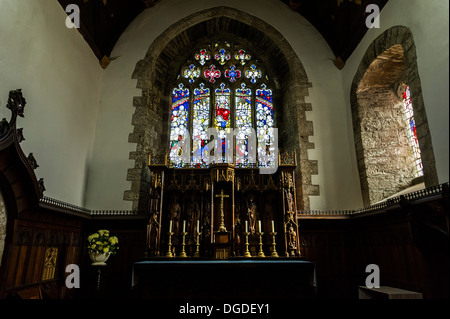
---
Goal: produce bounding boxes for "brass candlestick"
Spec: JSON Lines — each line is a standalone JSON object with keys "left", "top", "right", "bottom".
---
{"left": 193, "top": 231, "right": 202, "bottom": 257}
{"left": 270, "top": 231, "right": 279, "bottom": 257}
{"left": 165, "top": 232, "right": 174, "bottom": 258}
{"left": 257, "top": 231, "right": 265, "bottom": 257}
{"left": 243, "top": 231, "right": 252, "bottom": 258}
{"left": 179, "top": 232, "right": 188, "bottom": 257}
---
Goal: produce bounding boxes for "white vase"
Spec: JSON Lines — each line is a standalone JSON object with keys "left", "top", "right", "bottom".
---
{"left": 89, "top": 252, "right": 110, "bottom": 266}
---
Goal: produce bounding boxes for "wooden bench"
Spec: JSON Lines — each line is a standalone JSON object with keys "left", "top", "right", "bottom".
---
{"left": 358, "top": 286, "right": 423, "bottom": 299}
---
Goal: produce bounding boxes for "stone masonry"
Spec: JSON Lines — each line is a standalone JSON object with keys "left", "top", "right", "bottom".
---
{"left": 351, "top": 26, "right": 438, "bottom": 206}
{"left": 125, "top": 7, "right": 319, "bottom": 211}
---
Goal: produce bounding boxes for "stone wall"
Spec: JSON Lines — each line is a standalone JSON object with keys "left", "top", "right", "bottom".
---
{"left": 351, "top": 26, "right": 437, "bottom": 206}
{"left": 281, "top": 80, "right": 318, "bottom": 210}
{"left": 357, "top": 91, "right": 418, "bottom": 204}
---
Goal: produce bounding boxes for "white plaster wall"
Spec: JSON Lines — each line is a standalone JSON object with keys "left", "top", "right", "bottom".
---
{"left": 342, "top": 0, "right": 449, "bottom": 185}
{"left": 86, "top": 0, "right": 363, "bottom": 210}
{"left": 0, "top": 0, "right": 103, "bottom": 206}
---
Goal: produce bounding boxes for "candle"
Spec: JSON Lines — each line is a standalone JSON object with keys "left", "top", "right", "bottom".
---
{"left": 183, "top": 220, "right": 186, "bottom": 232}
{"left": 258, "top": 220, "right": 262, "bottom": 233}
{"left": 169, "top": 220, "right": 172, "bottom": 233}
{"left": 272, "top": 220, "right": 275, "bottom": 233}
{"left": 197, "top": 220, "right": 200, "bottom": 233}
{"left": 245, "top": 220, "right": 248, "bottom": 233}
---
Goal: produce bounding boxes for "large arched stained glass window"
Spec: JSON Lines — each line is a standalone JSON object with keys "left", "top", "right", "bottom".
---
{"left": 168, "top": 41, "right": 276, "bottom": 169}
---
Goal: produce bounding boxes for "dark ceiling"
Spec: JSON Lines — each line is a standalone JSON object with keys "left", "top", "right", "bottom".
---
{"left": 57, "top": 0, "right": 389, "bottom": 69}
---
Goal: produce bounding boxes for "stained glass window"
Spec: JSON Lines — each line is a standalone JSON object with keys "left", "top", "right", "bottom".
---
{"left": 256, "top": 84, "right": 275, "bottom": 167}
{"left": 169, "top": 84, "right": 190, "bottom": 167}
{"left": 183, "top": 64, "right": 200, "bottom": 84}
{"left": 204, "top": 64, "right": 221, "bottom": 83}
{"left": 235, "top": 83, "right": 253, "bottom": 166}
{"left": 245, "top": 64, "right": 262, "bottom": 84}
{"left": 195, "top": 49, "right": 211, "bottom": 66}
{"left": 235, "top": 49, "right": 251, "bottom": 66}
{"left": 225, "top": 65, "right": 241, "bottom": 83}
{"left": 167, "top": 42, "right": 275, "bottom": 168}
{"left": 402, "top": 86, "right": 423, "bottom": 177}
{"left": 214, "top": 83, "right": 231, "bottom": 163}
{"left": 214, "top": 83, "right": 231, "bottom": 131}
{"left": 214, "top": 43, "right": 231, "bottom": 66}
{"left": 192, "top": 83, "right": 210, "bottom": 167}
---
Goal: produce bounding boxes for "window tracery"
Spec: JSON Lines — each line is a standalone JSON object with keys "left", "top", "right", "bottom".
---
{"left": 169, "top": 41, "right": 275, "bottom": 168}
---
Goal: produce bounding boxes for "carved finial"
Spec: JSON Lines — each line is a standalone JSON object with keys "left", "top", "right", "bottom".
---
{"left": 6, "top": 89, "right": 26, "bottom": 119}
{"left": 28, "top": 153, "right": 39, "bottom": 169}
{"left": 38, "top": 178, "right": 46, "bottom": 194}
{"left": 17, "top": 128, "right": 25, "bottom": 143}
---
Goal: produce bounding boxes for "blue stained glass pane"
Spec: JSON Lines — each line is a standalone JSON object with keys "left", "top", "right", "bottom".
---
{"left": 169, "top": 84, "right": 190, "bottom": 167}
{"left": 256, "top": 84, "right": 275, "bottom": 167}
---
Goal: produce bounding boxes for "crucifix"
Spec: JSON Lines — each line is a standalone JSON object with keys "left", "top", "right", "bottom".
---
{"left": 215, "top": 189, "right": 229, "bottom": 232}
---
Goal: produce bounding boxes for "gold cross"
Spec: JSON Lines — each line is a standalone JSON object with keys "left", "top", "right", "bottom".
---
{"left": 215, "top": 189, "right": 229, "bottom": 232}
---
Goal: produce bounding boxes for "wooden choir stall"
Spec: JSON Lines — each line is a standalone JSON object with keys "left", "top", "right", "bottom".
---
{"left": 132, "top": 152, "right": 316, "bottom": 299}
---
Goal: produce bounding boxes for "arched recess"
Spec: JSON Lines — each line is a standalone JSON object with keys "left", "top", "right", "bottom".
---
{"left": 351, "top": 26, "right": 438, "bottom": 206}
{"left": 125, "top": 6, "right": 318, "bottom": 212}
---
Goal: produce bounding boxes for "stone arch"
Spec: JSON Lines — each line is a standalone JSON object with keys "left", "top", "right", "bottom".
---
{"left": 351, "top": 26, "right": 438, "bottom": 206}
{"left": 125, "top": 6, "right": 318, "bottom": 211}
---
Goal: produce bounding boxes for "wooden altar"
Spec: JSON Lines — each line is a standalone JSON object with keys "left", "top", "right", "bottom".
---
{"left": 132, "top": 258, "right": 316, "bottom": 299}
{"left": 145, "top": 151, "right": 300, "bottom": 259}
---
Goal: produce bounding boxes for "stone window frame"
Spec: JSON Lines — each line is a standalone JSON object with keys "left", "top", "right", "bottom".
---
{"left": 350, "top": 25, "right": 438, "bottom": 206}
{"left": 125, "top": 6, "right": 319, "bottom": 212}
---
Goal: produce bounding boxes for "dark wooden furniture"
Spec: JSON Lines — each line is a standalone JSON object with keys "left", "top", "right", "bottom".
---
{"left": 132, "top": 258, "right": 316, "bottom": 300}
{"left": 146, "top": 155, "right": 301, "bottom": 260}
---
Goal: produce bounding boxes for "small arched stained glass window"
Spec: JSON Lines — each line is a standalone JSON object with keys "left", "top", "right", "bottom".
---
{"left": 402, "top": 86, "right": 423, "bottom": 177}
